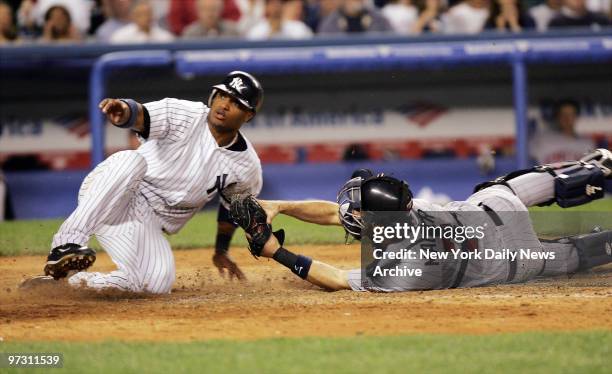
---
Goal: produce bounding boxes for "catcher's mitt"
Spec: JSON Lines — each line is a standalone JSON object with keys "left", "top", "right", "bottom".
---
{"left": 230, "top": 195, "right": 284, "bottom": 257}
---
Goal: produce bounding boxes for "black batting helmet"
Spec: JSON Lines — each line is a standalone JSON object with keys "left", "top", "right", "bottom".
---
{"left": 208, "top": 71, "right": 264, "bottom": 113}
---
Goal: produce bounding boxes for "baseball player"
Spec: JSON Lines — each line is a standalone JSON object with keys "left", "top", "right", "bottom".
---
{"left": 40, "top": 71, "right": 264, "bottom": 294}
{"left": 230, "top": 149, "right": 612, "bottom": 292}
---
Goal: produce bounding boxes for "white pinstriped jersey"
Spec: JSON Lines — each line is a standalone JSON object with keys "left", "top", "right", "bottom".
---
{"left": 139, "top": 98, "right": 263, "bottom": 234}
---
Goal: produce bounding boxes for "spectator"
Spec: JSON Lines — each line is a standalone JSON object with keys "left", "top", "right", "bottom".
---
{"left": 303, "top": 0, "right": 340, "bottom": 31}
{"left": 236, "top": 0, "right": 266, "bottom": 34}
{"left": 382, "top": 0, "right": 419, "bottom": 35}
{"left": 585, "top": 0, "right": 611, "bottom": 15}
{"left": 529, "top": 99, "right": 595, "bottom": 165}
{"left": 110, "top": 0, "right": 174, "bottom": 44}
{"left": 18, "top": 0, "right": 93, "bottom": 36}
{"left": 0, "top": 1, "right": 17, "bottom": 43}
{"left": 41, "top": 5, "right": 81, "bottom": 42}
{"left": 529, "top": 0, "right": 562, "bottom": 31}
{"left": 342, "top": 143, "right": 370, "bottom": 161}
{"left": 96, "top": 0, "right": 133, "bottom": 43}
{"left": 182, "top": 0, "right": 239, "bottom": 38}
{"left": 16, "top": 0, "right": 38, "bottom": 39}
{"left": 247, "top": 0, "right": 313, "bottom": 39}
{"left": 442, "top": 0, "right": 490, "bottom": 34}
{"left": 412, "top": 0, "right": 445, "bottom": 33}
{"left": 168, "top": 0, "right": 241, "bottom": 36}
{"left": 549, "top": 0, "right": 610, "bottom": 27}
{"left": 283, "top": 0, "right": 304, "bottom": 21}
{"left": 485, "top": 0, "right": 535, "bottom": 32}
{"left": 318, "top": 0, "right": 393, "bottom": 33}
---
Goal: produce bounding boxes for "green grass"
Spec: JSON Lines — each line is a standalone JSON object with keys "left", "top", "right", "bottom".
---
{"left": 0, "top": 212, "right": 346, "bottom": 256}
{"left": 0, "top": 331, "right": 609, "bottom": 373}
{"left": 1, "top": 199, "right": 610, "bottom": 257}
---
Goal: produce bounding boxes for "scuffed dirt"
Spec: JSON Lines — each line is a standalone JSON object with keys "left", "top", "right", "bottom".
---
{"left": 1, "top": 245, "right": 610, "bottom": 342}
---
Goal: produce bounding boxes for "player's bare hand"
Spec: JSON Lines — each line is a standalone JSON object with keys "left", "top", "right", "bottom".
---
{"left": 212, "top": 252, "right": 246, "bottom": 281}
{"left": 257, "top": 200, "right": 280, "bottom": 224}
{"left": 99, "top": 98, "right": 129, "bottom": 125}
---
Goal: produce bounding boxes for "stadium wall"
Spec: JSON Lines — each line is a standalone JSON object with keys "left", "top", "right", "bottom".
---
{"left": 1, "top": 31, "right": 611, "bottom": 218}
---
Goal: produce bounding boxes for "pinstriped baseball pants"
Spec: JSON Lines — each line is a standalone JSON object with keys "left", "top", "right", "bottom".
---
{"left": 53, "top": 150, "right": 175, "bottom": 293}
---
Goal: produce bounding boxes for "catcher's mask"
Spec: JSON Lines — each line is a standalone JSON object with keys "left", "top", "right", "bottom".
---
{"left": 337, "top": 173, "right": 413, "bottom": 242}
{"left": 208, "top": 71, "right": 264, "bottom": 116}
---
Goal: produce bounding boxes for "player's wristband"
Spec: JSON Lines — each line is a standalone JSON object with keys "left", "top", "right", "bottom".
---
{"left": 117, "top": 99, "right": 139, "bottom": 129}
{"left": 273, "top": 247, "right": 312, "bottom": 279}
{"left": 215, "top": 233, "right": 232, "bottom": 254}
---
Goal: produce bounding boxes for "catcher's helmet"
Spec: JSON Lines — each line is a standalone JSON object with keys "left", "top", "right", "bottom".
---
{"left": 337, "top": 173, "right": 413, "bottom": 241}
{"left": 208, "top": 71, "right": 264, "bottom": 113}
{"left": 337, "top": 176, "right": 365, "bottom": 241}
{"left": 361, "top": 175, "right": 413, "bottom": 212}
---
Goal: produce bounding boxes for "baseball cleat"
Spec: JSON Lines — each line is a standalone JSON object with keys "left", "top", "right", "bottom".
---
{"left": 580, "top": 148, "right": 612, "bottom": 178}
{"left": 44, "top": 243, "right": 96, "bottom": 280}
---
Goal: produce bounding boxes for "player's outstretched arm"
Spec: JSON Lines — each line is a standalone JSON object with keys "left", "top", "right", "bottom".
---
{"left": 259, "top": 233, "right": 351, "bottom": 291}
{"left": 99, "top": 98, "right": 146, "bottom": 134}
{"left": 229, "top": 195, "right": 349, "bottom": 290}
{"left": 258, "top": 200, "right": 341, "bottom": 226}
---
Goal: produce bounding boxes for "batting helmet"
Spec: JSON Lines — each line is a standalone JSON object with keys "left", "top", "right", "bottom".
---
{"left": 208, "top": 71, "right": 264, "bottom": 113}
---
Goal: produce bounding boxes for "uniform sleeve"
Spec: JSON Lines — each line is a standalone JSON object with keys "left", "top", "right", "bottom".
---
{"left": 347, "top": 268, "right": 404, "bottom": 292}
{"left": 142, "top": 98, "right": 201, "bottom": 143}
{"left": 347, "top": 269, "right": 367, "bottom": 291}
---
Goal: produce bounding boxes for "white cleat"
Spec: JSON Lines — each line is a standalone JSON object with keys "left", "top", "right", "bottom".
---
{"left": 580, "top": 149, "right": 612, "bottom": 178}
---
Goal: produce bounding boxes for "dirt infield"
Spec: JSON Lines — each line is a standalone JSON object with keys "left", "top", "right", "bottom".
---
{"left": 1, "top": 245, "right": 611, "bottom": 342}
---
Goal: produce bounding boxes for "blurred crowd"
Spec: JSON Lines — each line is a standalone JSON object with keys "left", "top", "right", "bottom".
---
{"left": 0, "top": 0, "right": 610, "bottom": 44}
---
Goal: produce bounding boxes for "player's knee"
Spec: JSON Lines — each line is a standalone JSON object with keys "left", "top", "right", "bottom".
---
{"left": 144, "top": 266, "right": 175, "bottom": 294}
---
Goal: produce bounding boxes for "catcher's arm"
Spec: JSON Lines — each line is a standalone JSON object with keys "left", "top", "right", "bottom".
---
{"left": 260, "top": 233, "right": 350, "bottom": 291}
{"left": 229, "top": 195, "right": 349, "bottom": 290}
{"left": 258, "top": 200, "right": 341, "bottom": 226}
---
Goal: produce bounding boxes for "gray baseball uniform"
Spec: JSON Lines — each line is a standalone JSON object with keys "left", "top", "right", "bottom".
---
{"left": 347, "top": 171, "right": 581, "bottom": 292}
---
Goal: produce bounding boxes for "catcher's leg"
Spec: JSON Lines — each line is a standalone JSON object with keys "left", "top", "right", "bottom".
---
{"left": 474, "top": 149, "right": 610, "bottom": 208}
{"left": 68, "top": 201, "right": 175, "bottom": 293}
{"left": 539, "top": 229, "right": 612, "bottom": 275}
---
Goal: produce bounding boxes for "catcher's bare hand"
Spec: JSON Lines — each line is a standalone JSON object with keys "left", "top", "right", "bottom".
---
{"left": 212, "top": 252, "right": 246, "bottom": 281}
{"left": 99, "top": 98, "right": 129, "bottom": 126}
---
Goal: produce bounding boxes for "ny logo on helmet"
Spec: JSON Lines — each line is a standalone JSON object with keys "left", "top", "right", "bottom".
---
{"left": 229, "top": 77, "right": 247, "bottom": 93}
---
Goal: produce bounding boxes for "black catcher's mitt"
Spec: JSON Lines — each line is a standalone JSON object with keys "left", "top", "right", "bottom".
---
{"left": 229, "top": 195, "right": 284, "bottom": 257}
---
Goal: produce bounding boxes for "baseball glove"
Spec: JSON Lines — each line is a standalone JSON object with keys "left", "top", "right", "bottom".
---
{"left": 229, "top": 194, "right": 284, "bottom": 257}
